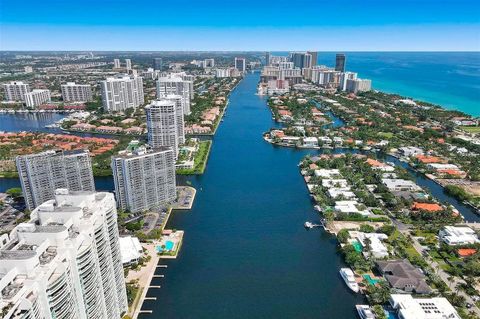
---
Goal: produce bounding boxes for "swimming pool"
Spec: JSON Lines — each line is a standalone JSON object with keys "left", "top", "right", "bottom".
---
{"left": 363, "top": 274, "right": 379, "bottom": 286}
{"left": 156, "top": 241, "right": 175, "bottom": 252}
{"left": 352, "top": 240, "right": 363, "bottom": 253}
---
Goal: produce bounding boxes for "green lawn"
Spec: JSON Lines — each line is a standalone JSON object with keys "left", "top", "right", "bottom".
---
{"left": 176, "top": 140, "right": 212, "bottom": 175}
{"left": 460, "top": 126, "right": 480, "bottom": 134}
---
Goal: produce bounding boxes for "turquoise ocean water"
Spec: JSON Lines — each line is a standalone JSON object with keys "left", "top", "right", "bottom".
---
{"left": 274, "top": 52, "right": 480, "bottom": 116}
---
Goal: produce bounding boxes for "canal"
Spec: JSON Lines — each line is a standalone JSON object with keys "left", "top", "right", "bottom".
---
{"left": 139, "top": 72, "right": 364, "bottom": 318}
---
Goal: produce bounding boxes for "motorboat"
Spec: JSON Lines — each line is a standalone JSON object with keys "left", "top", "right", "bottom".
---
{"left": 340, "top": 268, "right": 359, "bottom": 293}
{"left": 355, "top": 305, "right": 375, "bottom": 319}
{"left": 304, "top": 221, "right": 314, "bottom": 229}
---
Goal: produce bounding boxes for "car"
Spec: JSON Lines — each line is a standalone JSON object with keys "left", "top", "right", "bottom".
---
{"left": 466, "top": 303, "right": 472, "bottom": 309}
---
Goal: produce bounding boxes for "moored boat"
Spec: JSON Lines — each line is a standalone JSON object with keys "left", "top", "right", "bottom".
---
{"left": 355, "top": 305, "right": 375, "bottom": 319}
{"left": 340, "top": 268, "right": 359, "bottom": 293}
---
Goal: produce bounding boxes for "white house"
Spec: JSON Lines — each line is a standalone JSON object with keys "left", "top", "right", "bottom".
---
{"left": 399, "top": 146, "right": 424, "bottom": 157}
{"left": 322, "top": 179, "right": 349, "bottom": 188}
{"left": 303, "top": 137, "right": 318, "bottom": 147}
{"left": 439, "top": 226, "right": 479, "bottom": 246}
{"left": 314, "top": 169, "right": 341, "bottom": 178}
{"left": 349, "top": 231, "right": 389, "bottom": 258}
{"left": 389, "top": 294, "right": 460, "bottom": 319}
{"left": 328, "top": 188, "right": 356, "bottom": 200}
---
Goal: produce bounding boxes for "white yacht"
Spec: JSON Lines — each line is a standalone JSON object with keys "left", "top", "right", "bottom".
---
{"left": 356, "top": 305, "right": 375, "bottom": 319}
{"left": 304, "top": 221, "right": 314, "bottom": 229}
{"left": 339, "top": 268, "right": 359, "bottom": 293}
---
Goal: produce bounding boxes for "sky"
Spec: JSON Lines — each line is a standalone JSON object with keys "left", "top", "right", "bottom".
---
{"left": 0, "top": 0, "right": 479, "bottom": 51}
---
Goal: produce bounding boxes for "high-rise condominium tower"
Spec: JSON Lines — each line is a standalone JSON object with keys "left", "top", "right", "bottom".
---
{"left": 0, "top": 189, "right": 128, "bottom": 319}
{"left": 16, "top": 149, "right": 95, "bottom": 210}
{"left": 335, "top": 53, "right": 346, "bottom": 72}
{"left": 61, "top": 82, "right": 93, "bottom": 102}
{"left": 125, "top": 59, "right": 132, "bottom": 70}
{"left": 307, "top": 51, "right": 318, "bottom": 67}
{"left": 111, "top": 146, "right": 176, "bottom": 213}
{"left": 113, "top": 58, "right": 121, "bottom": 68}
{"left": 156, "top": 76, "right": 192, "bottom": 115}
{"left": 290, "top": 52, "right": 306, "bottom": 69}
{"left": 24, "top": 89, "right": 51, "bottom": 108}
{"left": 153, "top": 58, "right": 163, "bottom": 71}
{"left": 2, "top": 81, "right": 30, "bottom": 101}
{"left": 303, "top": 53, "right": 313, "bottom": 69}
{"left": 234, "top": 57, "right": 246, "bottom": 72}
{"left": 100, "top": 75, "right": 144, "bottom": 112}
{"left": 145, "top": 99, "right": 182, "bottom": 156}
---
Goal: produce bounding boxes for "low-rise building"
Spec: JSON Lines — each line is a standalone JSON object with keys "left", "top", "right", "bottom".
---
{"left": 376, "top": 259, "right": 431, "bottom": 294}
{"left": 382, "top": 178, "right": 422, "bottom": 192}
{"left": 119, "top": 236, "right": 143, "bottom": 266}
{"left": 399, "top": 146, "right": 424, "bottom": 157}
{"left": 314, "top": 169, "right": 341, "bottom": 178}
{"left": 348, "top": 231, "right": 389, "bottom": 258}
{"left": 439, "top": 226, "right": 479, "bottom": 245}
{"left": 389, "top": 294, "right": 460, "bottom": 319}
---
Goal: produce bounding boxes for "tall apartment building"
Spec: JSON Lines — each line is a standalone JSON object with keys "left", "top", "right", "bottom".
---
{"left": 156, "top": 76, "right": 192, "bottom": 114}
{"left": 303, "top": 53, "right": 313, "bottom": 69}
{"left": 16, "top": 149, "right": 95, "bottom": 210}
{"left": 234, "top": 57, "right": 246, "bottom": 72}
{"left": 0, "top": 189, "right": 128, "bottom": 319}
{"left": 145, "top": 99, "right": 182, "bottom": 156}
{"left": 113, "top": 58, "right": 121, "bottom": 69}
{"left": 100, "top": 75, "right": 144, "bottom": 112}
{"left": 153, "top": 58, "right": 163, "bottom": 71}
{"left": 278, "top": 62, "right": 294, "bottom": 70}
{"left": 204, "top": 59, "right": 215, "bottom": 67}
{"left": 290, "top": 52, "right": 306, "bottom": 69}
{"left": 339, "top": 72, "right": 358, "bottom": 91}
{"left": 346, "top": 78, "right": 372, "bottom": 93}
{"left": 265, "top": 52, "right": 271, "bottom": 66}
{"left": 163, "top": 95, "right": 186, "bottom": 145}
{"left": 125, "top": 59, "right": 132, "bottom": 70}
{"left": 24, "top": 89, "right": 51, "bottom": 108}
{"left": 335, "top": 53, "right": 346, "bottom": 72}
{"left": 61, "top": 82, "right": 93, "bottom": 102}
{"left": 3, "top": 81, "right": 30, "bottom": 101}
{"left": 112, "top": 146, "right": 176, "bottom": 213}
{"left": 307, "top": 51, "right": 318, "bottom": 67}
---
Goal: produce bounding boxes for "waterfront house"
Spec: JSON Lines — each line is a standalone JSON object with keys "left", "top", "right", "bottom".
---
{"left": 376, "top": 259, "right": 431, "bottom": 294}
{"left": 439, "top": 226, "right": 479, "bottom": 246}
{"left": 302, "top": 137, "right": 318, "bottom": 147}
{"left": 314, "top": 169, "right": 341, "bottom": 178}
{"left": 411, "top": 202, "right": 443, "bottom": 213}
{"left": 328, "top": 188, "right": 356, "bottom": 200}
{"left": 366, "top": 158, "right": 395, "bottom": 172}
{"left": 389, "top": 294, "right": 460, "bottom": 319}
{"left": 399, "top": 146, "right": 424, "bottom": 157}
{"left": 348, "top": 231, "right": 389, "bottom": 259}
{"left": 382, "top": 179, "right": 422, "bottom": 192}
{"left": 322, "top": 179, "right": 349, "bottom": 188}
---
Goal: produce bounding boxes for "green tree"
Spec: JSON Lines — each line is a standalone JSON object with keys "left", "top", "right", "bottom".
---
{"left": 337, "top": 229, "right": 350, "bottom": 244}
{"left": 6, "top": 188, "right": 22, "bottom": 199}
{"left": 359, "top": 224, "right": 375, "bottom": 233}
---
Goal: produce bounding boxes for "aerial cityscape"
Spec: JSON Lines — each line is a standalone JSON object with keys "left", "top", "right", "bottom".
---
{"left": 0, "top": 1, "right": 479, "bottom": 319}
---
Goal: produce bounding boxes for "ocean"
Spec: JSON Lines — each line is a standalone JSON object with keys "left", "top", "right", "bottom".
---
{"left": 274, "top": 52, "right": 480, "bottom": 116}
